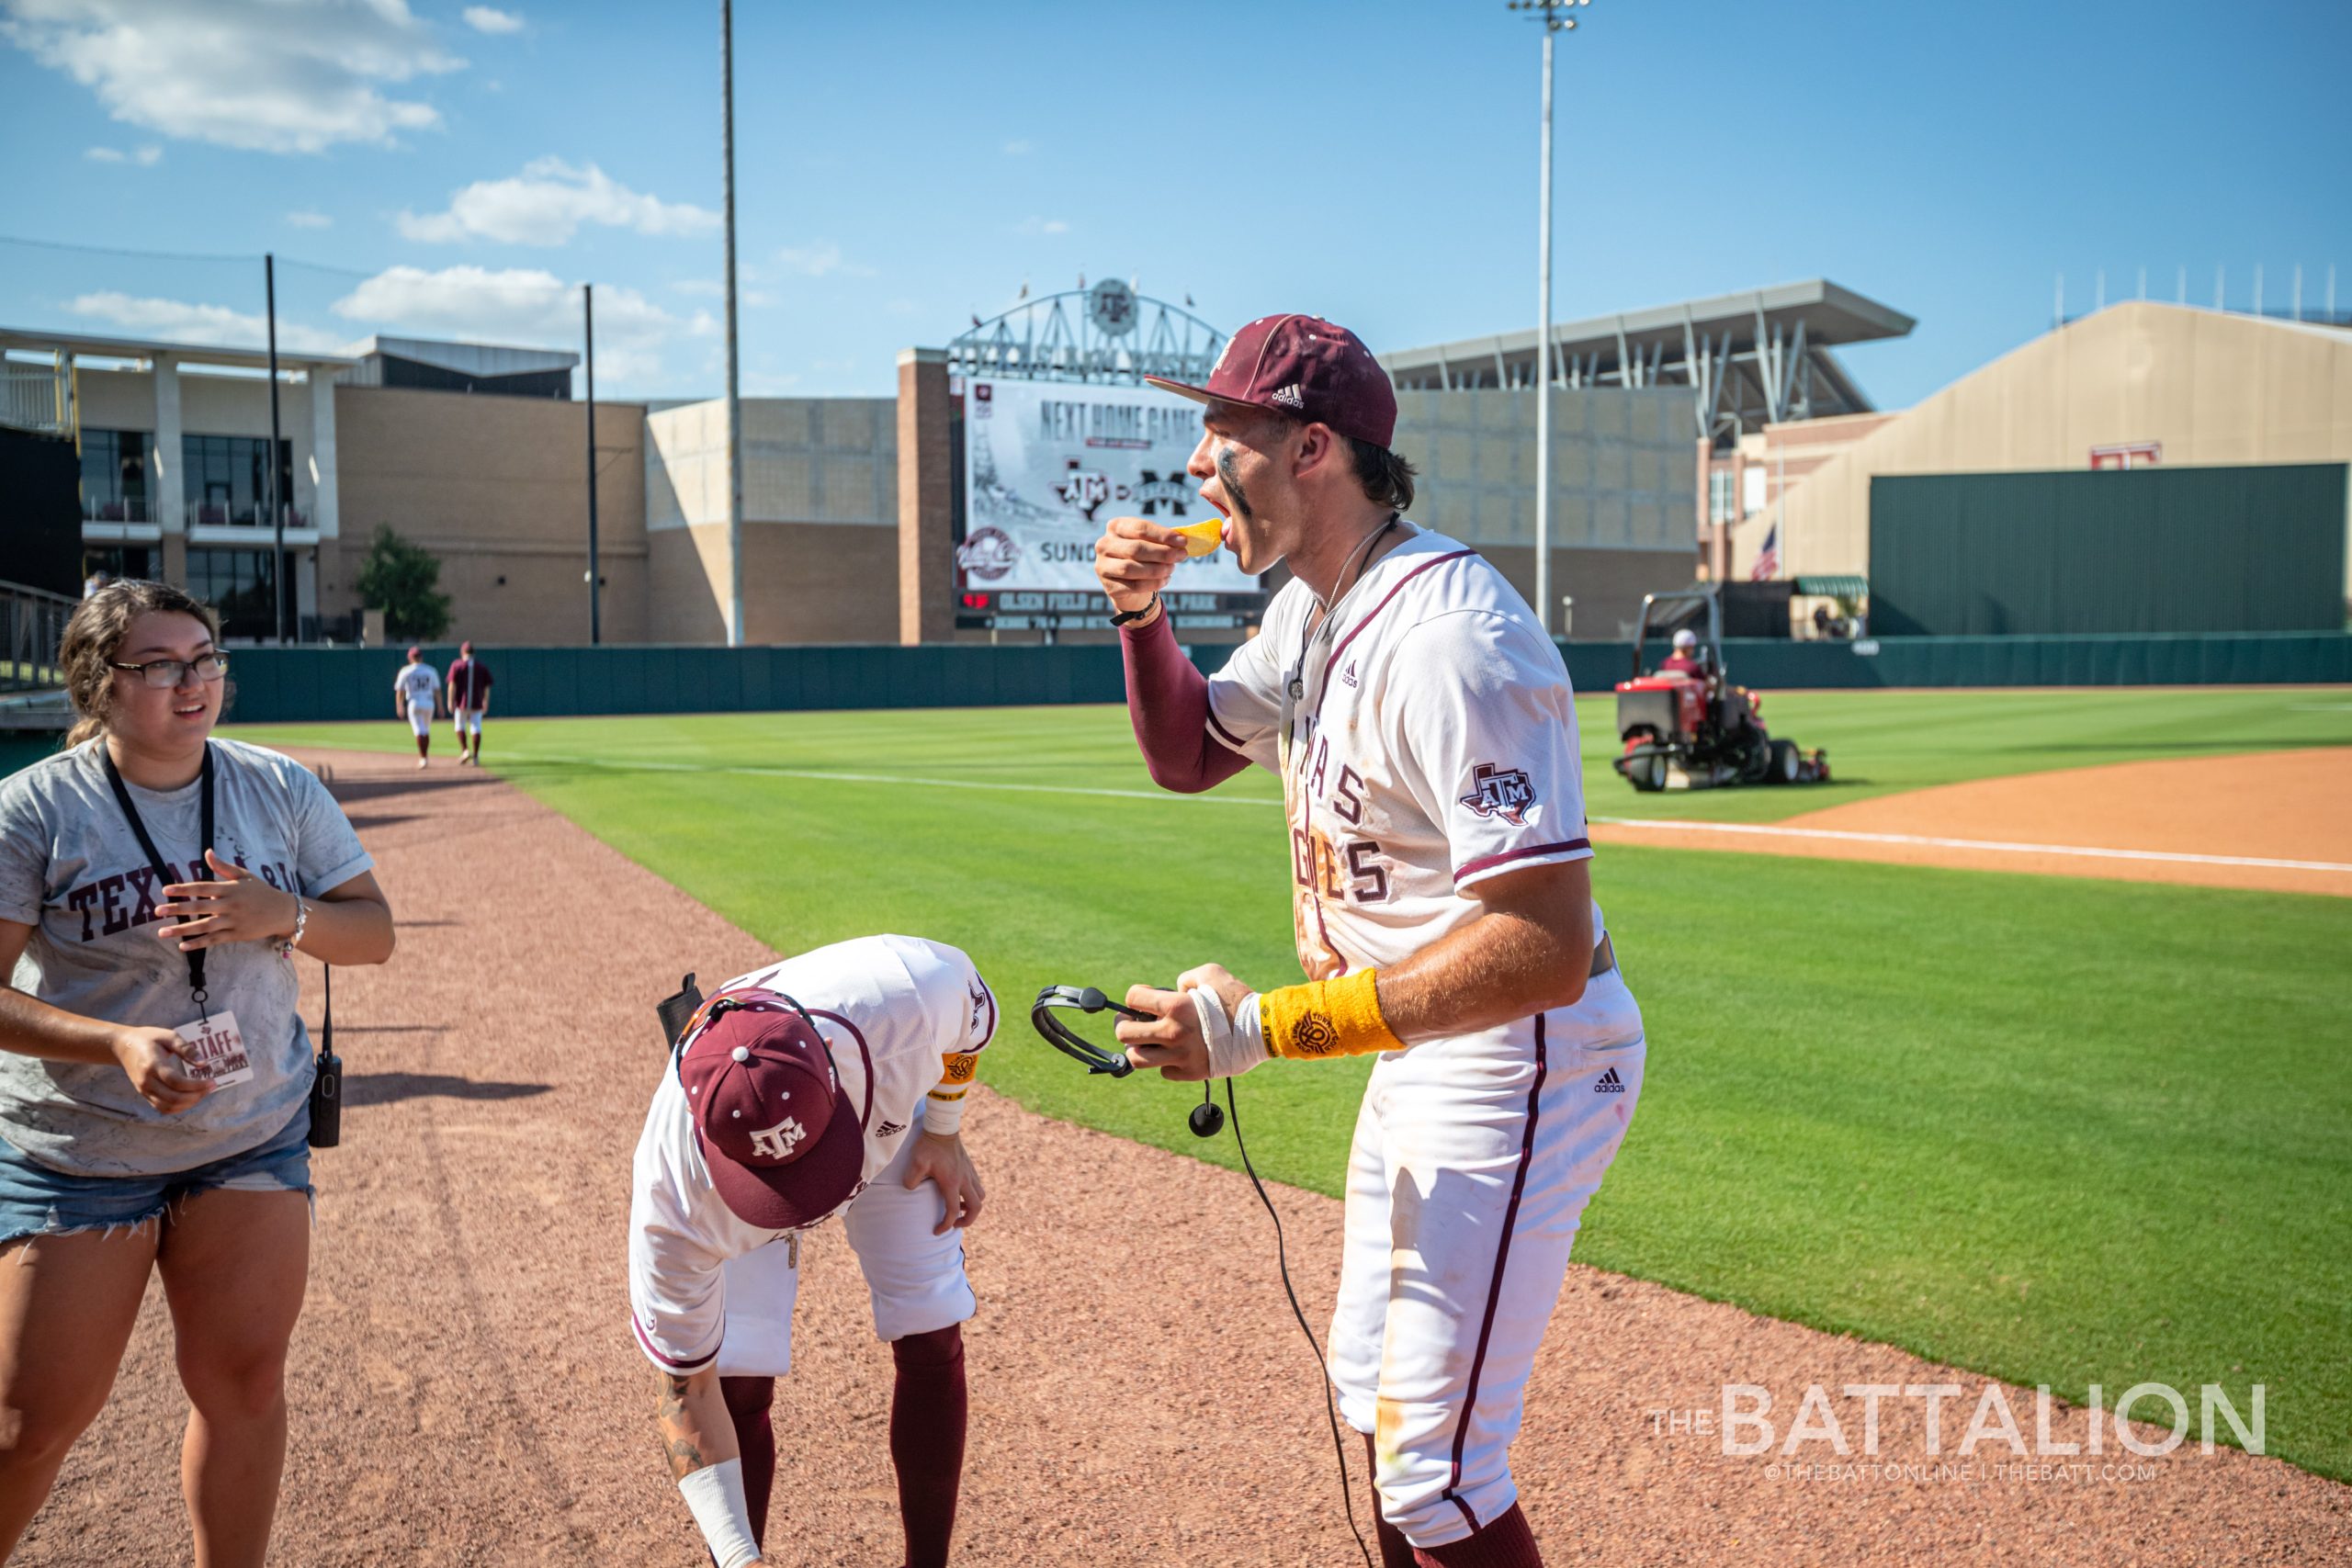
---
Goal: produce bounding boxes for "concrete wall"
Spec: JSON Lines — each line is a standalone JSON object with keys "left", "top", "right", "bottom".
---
{"left": 1755, "top": 302, "right": 2352, "bottom": 581}
{"left": 645, "top": 395, "right": 900, "bottom": 643}
{"left": 330, "top": 385, "right": 648, "bottom": 644}
{"left": 1390, "top": 385, "right": 1698, "bottom": 636}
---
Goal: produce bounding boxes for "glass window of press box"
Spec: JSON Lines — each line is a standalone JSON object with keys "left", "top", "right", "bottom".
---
{"left": 81, "top": 545, "right": 155, "bottom": 582}
{"left": 183, "top": 547, "right": 280, "bottom": 641}
{"left": 79, "top": 429, "right": 152, "bottom": 522}
{"left": 181, "top": 434, "right": 295, "bottom": 527}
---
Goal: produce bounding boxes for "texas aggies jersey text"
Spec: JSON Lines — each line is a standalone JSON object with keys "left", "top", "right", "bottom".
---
{"left": 1204, "top": 527, "right": 1600, "bottom": 978}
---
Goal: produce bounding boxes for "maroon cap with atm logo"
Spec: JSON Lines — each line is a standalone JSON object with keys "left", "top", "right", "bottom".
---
{"left": 1146, "top": 313, "right": 1397, "bottom": 448}
{"left": 677, "top": 987, "right": 863, "bottom": 1231}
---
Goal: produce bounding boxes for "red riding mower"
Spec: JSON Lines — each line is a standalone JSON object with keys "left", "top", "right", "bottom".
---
{"left": 1611, "top": 587, "right": 1830, "bottom": 793}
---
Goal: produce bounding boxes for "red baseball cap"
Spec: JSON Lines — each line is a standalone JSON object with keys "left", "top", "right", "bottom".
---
{"left": 1146, "top": 314, "right": 1397, "bottom": 448}
{"left": 678, "top": 988, "right": 863, "bottom": 1230}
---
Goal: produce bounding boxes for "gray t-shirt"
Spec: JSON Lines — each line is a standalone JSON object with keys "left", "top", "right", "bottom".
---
{"left": 0, "top": 737, "right": 373, "bottom": 1177}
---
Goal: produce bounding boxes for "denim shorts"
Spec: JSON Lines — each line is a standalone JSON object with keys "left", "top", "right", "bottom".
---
{"left": 0, "top": 1103, "right": 312, "bottom": 1246}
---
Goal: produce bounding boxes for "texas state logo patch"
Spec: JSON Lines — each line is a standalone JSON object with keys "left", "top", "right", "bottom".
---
{"left": 1459, "top": 762, "right": 1537, "bottom": 827}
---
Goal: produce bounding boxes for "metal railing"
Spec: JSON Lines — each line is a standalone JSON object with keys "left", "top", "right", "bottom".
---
{"left": 1, "top": 581, "right": 76, "bottom": 695}
{"left": 81, "top": 496, "right": 156, "bottom": 524}
{"left": 0, "top": 360, "right": 72, "bottom": 436}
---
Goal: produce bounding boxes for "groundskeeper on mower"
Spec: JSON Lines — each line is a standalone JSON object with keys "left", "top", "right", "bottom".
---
{"left": 1612, "top": 587, "right": 1830, "bottom": 793}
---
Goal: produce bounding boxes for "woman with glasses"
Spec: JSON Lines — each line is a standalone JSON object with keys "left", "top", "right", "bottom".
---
{"left": 0, "top": 579, "right": 395, "bottom": 1564}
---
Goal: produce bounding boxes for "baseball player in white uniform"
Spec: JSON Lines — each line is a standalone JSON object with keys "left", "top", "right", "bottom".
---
{"left": 1094, "top": 315, "right": 1644, "bottom": 1568}
{"left": 629, "top": 933, "right": 994, "bottom": 1568}
{"left": 390, "top": 647, "right": 440, "bottom": 768}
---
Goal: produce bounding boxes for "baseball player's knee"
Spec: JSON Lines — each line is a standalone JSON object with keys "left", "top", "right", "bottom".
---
{"left": 889, "top": 1322, "right": 962, "bottom": 1371}
{"left": 720, "top": 1374, "right": 775, "bottom": 1420}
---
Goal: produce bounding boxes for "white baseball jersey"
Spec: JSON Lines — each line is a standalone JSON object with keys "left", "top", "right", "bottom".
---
{"left": 393, "top": 663, "right": 440, "bottom": 708}
{"left": 628, "top": 934, "right": 998, "bottom": 1378}
{"left": 1204, "top": 525, "right": 1600, "bottom": 980}
{"left": 1201, "top": 524, "right": 1643, "bottom": 1549}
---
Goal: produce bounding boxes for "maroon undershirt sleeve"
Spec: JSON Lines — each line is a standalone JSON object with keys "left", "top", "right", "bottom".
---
{"left": 1120, "top": 610, "right": 1253, "bottom": 794}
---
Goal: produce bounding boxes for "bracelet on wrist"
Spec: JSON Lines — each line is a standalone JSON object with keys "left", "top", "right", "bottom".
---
{"left": 281, "top": 898, "right": 311, "bottom": 956}
{"left": 1108, "top": 592, "right": 1161, "bottom": 628}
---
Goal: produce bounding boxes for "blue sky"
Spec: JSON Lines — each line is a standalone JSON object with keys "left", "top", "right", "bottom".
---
{"left": 2, "top": 0, "right": 2346, "bottom": 405}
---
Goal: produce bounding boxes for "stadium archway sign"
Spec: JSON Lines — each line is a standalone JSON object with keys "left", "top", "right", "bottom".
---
{"left": 947, "top": 287, "right": 1265, "bottom": 626}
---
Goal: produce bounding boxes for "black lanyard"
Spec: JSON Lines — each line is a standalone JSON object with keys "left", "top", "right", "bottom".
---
{"left": 101, "top": 742, "right": 216, "bottom": 1015}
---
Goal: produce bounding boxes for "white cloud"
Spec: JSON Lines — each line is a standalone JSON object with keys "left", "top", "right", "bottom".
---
{"left": 329, "top": 264, "right": 682, "bottom": 383}
{"left": 132, "top": 142, "right": 158, "bottom": 163}
{"left": 84, "top": 142, "right": 155, "bottom": 163}
{"left": 398, "top": 156, "right": 718, "bottom": 245}
{"left": 461, "top": 5, "right": 521, "bottom": 33}
{"left": 776, "top": 240, "right": 874, "bottom": 278}
{"left": 1001, "top": 139, "right": 1033, "bottom": 155}
{"left": 68, "top": 290, "right": 351, "bottom": 354}
{"left": 1013, "top": 216, "right": 1069, "bottom": 236}
{"left": 84, "top": 144, "right": 122, "bottom": 161}
{"left": 286, "top": 209, "right": 334, "bottom": 228}
{"left": 2, "top": 0, "right": 463, "bottom": 154}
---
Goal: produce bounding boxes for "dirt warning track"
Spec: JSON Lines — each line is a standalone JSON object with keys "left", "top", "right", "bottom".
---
{"left": 1594, "top": 748, "right": 2352, "bottom": 896}
{"left": 21, "top": 752, "right": 2347, "bottom": 1564}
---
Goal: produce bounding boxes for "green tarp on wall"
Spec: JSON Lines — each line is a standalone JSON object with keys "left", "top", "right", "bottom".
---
{"left": 1870, "top": 464, "right": 2348, "bottom": 637}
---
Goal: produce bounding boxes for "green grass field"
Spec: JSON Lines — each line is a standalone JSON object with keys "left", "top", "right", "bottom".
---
{"left": 230, "top": 698, "right": 2352, "bottom": 1480}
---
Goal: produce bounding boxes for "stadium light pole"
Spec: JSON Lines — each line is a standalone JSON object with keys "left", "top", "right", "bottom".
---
{"left": 721, "top": 0, "right": 745, "bottom": 648}
{"left": 584, "top": 282, "right": 601, "bottom": 645}
{"left": 265, "top": 252, "right": 286, "bottom": 644}
{"left": 1509, "top": 0, "right": 1589, "bottom": 639}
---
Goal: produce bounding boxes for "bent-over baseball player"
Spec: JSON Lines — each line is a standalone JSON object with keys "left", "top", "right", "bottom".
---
{"left": 1094, "top": 315, "right": 1646, "bottom": 1568}
{"left": 628, "top": 934, "right": 995, "bottom": 1568}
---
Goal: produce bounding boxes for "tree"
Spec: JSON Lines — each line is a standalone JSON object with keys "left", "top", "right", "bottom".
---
{"left": 355, "top": 525, "right": 451, "bottom": 641}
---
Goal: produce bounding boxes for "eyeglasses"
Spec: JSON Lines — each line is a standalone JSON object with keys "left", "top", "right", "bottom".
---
{"left": 110, "top": 653, "right": 231, "bottom": 689}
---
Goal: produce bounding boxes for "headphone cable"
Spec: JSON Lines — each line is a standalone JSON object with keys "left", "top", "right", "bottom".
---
{"left": 1223, "top": 1079, "right": 1376, "bottom": 1568}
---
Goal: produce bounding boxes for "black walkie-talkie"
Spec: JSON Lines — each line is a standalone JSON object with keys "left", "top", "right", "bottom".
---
{"left": 656, "top": 973, "right": 704, "bottom": 1053}
{"left": 309, "top": 964, "right": 341, "bottom": 1148}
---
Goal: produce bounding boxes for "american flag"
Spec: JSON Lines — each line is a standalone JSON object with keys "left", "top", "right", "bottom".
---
{"left": 1750, "top": 524, "right": 1780, "bottom": 581}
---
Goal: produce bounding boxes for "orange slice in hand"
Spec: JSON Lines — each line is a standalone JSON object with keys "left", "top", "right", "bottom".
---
{"left": 1172, "top": 518, "right": 1224, "bottom": 558}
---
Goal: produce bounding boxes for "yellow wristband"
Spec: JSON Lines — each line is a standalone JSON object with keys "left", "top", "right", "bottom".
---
{"left": 1259, "top": 970, "right": 1406, "bottom": 1060}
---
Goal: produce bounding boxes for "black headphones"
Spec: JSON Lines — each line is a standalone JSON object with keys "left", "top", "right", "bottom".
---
{"left": 1030, "top": 985, "right": 1225, "bottom": 1138}
{"left": 657, "top": 973, "right": 841, "bottom": 1087}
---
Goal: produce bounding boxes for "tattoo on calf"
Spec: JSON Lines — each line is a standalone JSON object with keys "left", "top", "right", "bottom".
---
{"left": 656, "top": 1372, "right": 707, "bottom": 1478}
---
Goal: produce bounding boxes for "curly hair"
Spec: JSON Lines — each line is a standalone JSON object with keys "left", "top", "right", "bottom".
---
{"left": 61, "top": 579, "right": 221, "bottom": 748}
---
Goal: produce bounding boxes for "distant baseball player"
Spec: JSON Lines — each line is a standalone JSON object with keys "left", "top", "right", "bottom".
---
{"left": 390, "top": 647, "right": 440, "bottom": 769}
{"left": 629, "top": 934, "right": 995, "bottom": 1568}
{"left": 444, "top": 640, "right": 492, "bottom": 767}
{"left": 1093, "top": 314, "right": 1646, "bottom": 1568}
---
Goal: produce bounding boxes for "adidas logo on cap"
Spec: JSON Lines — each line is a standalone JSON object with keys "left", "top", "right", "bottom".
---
{"left": 1594, "top": 1066, "right": 1625, "bottom": 1094}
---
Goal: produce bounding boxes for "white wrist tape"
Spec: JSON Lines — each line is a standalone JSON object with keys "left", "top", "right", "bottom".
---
{"left": 1190, "top": 987, "right": 1268, "bottom": 1079}
{"left": 922, "top": 1089, "right": 968, "bottom": 1136}
{"left": 679, "top": 1457, "right": 760, "bottom": 1568}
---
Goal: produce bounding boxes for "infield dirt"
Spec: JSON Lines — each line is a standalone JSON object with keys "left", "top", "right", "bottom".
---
{"left": 1593, "top": 748, "right": 2352, "bottom": 896}
{"left": 21, "top": 752, "right": 2348, "bottom": 1564}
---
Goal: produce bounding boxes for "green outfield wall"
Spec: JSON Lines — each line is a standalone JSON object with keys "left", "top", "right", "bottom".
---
{"left": 95, "top": 632, "right": 2345, "bottom": 728}
{"left": 1870, "top": 464, "right": 2349, "bottom": 637}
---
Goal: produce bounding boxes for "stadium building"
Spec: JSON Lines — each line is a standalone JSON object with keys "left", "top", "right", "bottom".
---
{"left": 9, "top": 280, "right": 2341, "bottom": 651}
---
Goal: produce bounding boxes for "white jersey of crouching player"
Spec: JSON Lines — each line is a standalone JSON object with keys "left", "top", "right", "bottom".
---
{"left": 628, "top": 933, "right": 996, "bottom": 1568}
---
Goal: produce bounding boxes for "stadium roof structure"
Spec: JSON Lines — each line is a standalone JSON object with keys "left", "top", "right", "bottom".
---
{"left": 0, "top": 323, "right": 355, "bottom": 371}
{"left": 945, "top": 280, "right": 1225, "bottom": 386}
{"left": 1378, "top": 278, "right": 1915, "bottom": 447}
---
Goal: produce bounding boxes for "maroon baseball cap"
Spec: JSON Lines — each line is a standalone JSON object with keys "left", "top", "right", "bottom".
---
{"left": 678, "top": 988, "right": 863, "bottom": 1231}
{"left": 1146, "top": 314, "right": 1397, "bottom": 448}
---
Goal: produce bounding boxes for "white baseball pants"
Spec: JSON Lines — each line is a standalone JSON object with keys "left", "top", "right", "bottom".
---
{"left": 1326, "top": 966, "right": 1646, "bottom": 1547}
